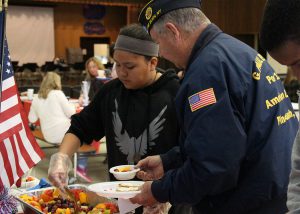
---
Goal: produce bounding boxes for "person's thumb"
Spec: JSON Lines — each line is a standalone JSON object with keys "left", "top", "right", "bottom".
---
{"left": 135, "top": 157, "right": 148, "bottom": 169}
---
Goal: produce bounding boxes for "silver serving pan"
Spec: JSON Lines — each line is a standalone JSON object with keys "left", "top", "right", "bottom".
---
{"left": 15, "top": 184, "right": 115, "bottom": 214}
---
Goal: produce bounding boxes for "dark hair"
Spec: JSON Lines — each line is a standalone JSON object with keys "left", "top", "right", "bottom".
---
{"left": 260, "top": 0, "right": 300, "bottom": 51}
{"left": 119, "top": 23, "right": 153, "bottom": 41}
{"left": 119, "top": 23, "right": 154, "bottom": 61}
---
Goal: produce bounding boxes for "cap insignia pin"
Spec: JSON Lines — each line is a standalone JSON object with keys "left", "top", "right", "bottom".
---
{"left": 145, "top": 7, "right": 152, "bottom": 20}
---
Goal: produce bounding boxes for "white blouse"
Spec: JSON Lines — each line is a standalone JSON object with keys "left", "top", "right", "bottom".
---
{"left": 28, "top": 90, "right": 76, "bottom": 144}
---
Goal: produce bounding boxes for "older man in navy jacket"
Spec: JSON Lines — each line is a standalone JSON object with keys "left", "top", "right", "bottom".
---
{"left": 131, "top": 0, "right": 299, "bottom": 213}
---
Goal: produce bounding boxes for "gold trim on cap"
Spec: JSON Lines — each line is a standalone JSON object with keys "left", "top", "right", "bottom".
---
{"left": 138, "top": 0, "right": 154, "bottom": 21}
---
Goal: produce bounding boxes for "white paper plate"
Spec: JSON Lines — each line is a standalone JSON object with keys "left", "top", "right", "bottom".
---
{"left": 88, "top": 181, "right": 144, "bottom": 199}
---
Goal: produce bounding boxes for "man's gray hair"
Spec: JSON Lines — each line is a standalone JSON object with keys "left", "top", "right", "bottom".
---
{"left": 153, "top": 8, "right": 210, "bottom": 34}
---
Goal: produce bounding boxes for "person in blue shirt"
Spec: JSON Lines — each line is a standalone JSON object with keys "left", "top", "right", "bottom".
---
{"left": 130, "top": 0, "right": 299, "bottom": 213}
{"left": 260, "top": 0, "right": 300, "bottom": 212}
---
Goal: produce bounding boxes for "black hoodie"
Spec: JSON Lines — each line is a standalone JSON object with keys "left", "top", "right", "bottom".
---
{"left": 67, "top": 70, "right": 180, "bottom": 180}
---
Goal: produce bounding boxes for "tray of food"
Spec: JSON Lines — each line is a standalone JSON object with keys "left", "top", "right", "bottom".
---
{"left": 15, "top": 184, "right": 119, "bottom": 214}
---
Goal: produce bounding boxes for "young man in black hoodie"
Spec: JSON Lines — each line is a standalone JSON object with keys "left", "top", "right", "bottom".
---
{"left": 48, "top": 24, "right": 182, "bottom": 213}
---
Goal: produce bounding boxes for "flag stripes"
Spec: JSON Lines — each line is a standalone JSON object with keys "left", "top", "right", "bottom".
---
{"left": 0, "top": 37, "right": 44, "bottom": 188}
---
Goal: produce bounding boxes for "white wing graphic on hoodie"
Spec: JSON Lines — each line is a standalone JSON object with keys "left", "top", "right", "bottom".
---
{"left": 113, "top": 99, "right": 167, "bottom": 164}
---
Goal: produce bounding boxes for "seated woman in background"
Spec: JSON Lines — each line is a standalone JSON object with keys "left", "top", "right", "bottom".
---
{"left": 284, "top": 66, "right": 300, "bottom": 103}
{"left": 28, "top": 72, "right": 76, "bottom": 144}
{"left": 79, "top": 57, "right": 106, "bottom": 106}
{"left": 77, "top": 57, "right": 111, "bottom": 182}
{"left": 29, "top": 72, "right": 95, "bottom": 183}
{"left": 28, "top": 72, "right": 92, "bottom": 182}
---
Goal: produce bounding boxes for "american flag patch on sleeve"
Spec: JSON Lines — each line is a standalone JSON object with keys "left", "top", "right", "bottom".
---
{"left": 188, "top": 88, "right": 217, "bottom": 112}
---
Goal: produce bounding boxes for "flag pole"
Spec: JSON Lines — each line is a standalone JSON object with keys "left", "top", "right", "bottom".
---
{"left": 0, "top": 0, "right": 8, "bottom": 112}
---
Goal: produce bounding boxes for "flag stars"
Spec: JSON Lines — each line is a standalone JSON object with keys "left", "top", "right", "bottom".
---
{"left": 6, "top": 68, "right": 10, "bottom": 74}
{"left": 7, "top": 61, "right": 10, "bottom": 67}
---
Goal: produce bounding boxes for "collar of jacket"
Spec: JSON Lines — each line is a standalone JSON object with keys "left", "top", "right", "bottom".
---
{"left": 185, "top": 24, "right": 222, "bottom": 72}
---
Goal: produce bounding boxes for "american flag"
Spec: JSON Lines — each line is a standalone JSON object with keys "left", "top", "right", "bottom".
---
{"left": 0, "top": 8, "right": 44, "bottom": 188}
{"left": 188, "top": 88, "right": 217, "bottom": 112}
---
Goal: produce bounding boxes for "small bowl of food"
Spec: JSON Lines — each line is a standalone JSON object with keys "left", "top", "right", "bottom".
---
{"left": 109, "top": 165, "right": 140, "bottom": 180}
{"left": 21, "top": 176, "right": 39, "bottom": 189}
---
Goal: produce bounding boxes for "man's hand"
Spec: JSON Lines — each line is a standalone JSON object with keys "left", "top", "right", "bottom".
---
{"left": 135, "top": 155, "right": 164, "bottom": 181}
{"left": 130, "top": 181, "right": 158, "bottom": 206}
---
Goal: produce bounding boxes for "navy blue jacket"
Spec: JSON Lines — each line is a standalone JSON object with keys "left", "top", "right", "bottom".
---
{"left": 152, "top": 24, "right": 298, "bottom": 214}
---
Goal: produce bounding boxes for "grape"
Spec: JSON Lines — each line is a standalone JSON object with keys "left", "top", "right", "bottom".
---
{"left": 61, "top": 203, "right": 68, "bottom": 208}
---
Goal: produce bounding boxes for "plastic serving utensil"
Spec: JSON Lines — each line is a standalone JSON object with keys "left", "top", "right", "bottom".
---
{"left": 64, "top": 186, "right": 79, "bottom": 214}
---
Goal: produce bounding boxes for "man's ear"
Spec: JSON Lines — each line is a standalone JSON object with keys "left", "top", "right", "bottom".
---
{"left": 150, "top": 57, "right": 158, "bottom": 71}
{"left": 165, "top": 22, "right": 181, "bottom": 41}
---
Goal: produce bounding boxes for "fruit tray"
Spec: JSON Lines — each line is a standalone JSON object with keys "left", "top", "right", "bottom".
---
{"left": 15, "top": 184, "right": 118, "bottom": 214}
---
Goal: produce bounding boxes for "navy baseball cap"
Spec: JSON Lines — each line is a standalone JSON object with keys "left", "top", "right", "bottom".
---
{"left": 138, "top": 0, "right": 202, "bottom": 33}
